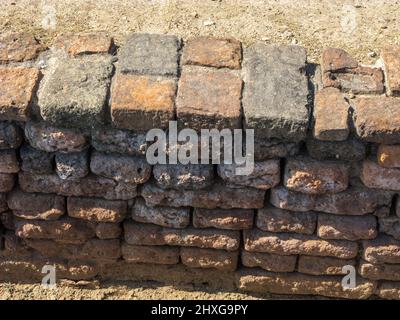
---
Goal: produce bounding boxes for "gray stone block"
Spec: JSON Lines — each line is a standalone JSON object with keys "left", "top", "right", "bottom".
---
{"left": 39, "top": 55, "right": 114, "bottom": 128}
{"left": 242, "top": 43, "right": 309, "bottom": 141}
{"left": 306, "top": 137, "right": 366, "bottom": 161}
{"left": 119, "top": 33, "right": 180, "bottom": 76}
{"left": 55, "top": 150, "right": 89, "bottom": 180}
{"left": 20, "top": 144, "right": 54, "bottom": 174}
{"left": 0, "top": 121, "right": 22, "bottom": 149}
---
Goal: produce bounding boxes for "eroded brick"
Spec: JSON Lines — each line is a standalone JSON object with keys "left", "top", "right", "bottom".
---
{"left": 55, "top": 150, "right": 89, "bottom": 180}
{"left": 20, "top": 144, "right": 54, "bottom": 174}
{"left": 0, "top": 150, "right": 19, "bottom": 173}
{"left": 193, "top": 208, "right": 254, "bottom": 230}
{"left": 298, "top": 256, "right": 356, "bottom": 275}
{"left": 0, "top": 32, "right": 42, "bottom": 63}
{"left": 377, "top": 144, "right": 400, "bottom": 168}
{"left": 180, "top": 247, "right": 238, "bottom": 271}
{"left": 361, "top": 160, "right": 400, "bottom": 191}
{"left": 0, "top": 173, "right": 14, "bottom": 192}
{"left": 0, "top": 122, "right": 22, "bottom": 149}
{"left": 122, "top": 243, "right": 179, "bottom": 264}
{"left": 241, "top": 251, "right": 297, "bottom": 272}
{"left": 359, "top": 261, "right": 400, "bottom": 281}
{"left": 54, "top": 32, "right": 113, "bottom": 56}
{"left": 363, "top": 235, "right": 400, "bottom": 264}
{"left": 95, "top": 223, "right": 121, "bottom": 239}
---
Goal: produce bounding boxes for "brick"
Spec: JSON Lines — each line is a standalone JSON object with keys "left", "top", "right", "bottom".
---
{"left": 0, "top": 193, "right": 7, "bottom": 213}
{"left": 0, "top": 211, "right": 14, "bottom": 230}
{"left": 54, "top": 32, "right": 113, "bottom": 56}
{"left": 217, "top": 160, "right": 280, "bottom": 190}
{"left": 270, "top": 186, "right": 392, "bottom": 215}
{"left": 19, "top": 172, "right": 137, "bottom": 200}
{"left": 0, "top": 67, "right": 40, "bottom": 121}
{"left": 182, "top": 37, "right": 241, "bottom": 69}
{"left": 381, "top": 46, "right": 400, "bottom": 96}
{"left": 25, "top": 121, "right": 88, "bottom": 153}
{"left": 180, "top": 247, "right": 238, "bottom": 271}
{"left": 122, "top": 243, "right": 179, "bottom": 264}
{"left": 361, "top": 160, "right": 400, "bottom": 191}
{"left": 256, "top": 206, "right": 316, "bottom": 235}
{"left": 153, "top": 164, "right": 214, "bottom": 190}
{"left": 253, "top": 138, "right": 300, "bottom": 161}
{"left": 20, "top": 144, "right": 54, "bottom": 174}
{"left": 359, "top": 261, "right": 400, "bottom": 281}
{"left": 0, "top": 32, "right": 42, "bottom": 63}
{"left": 321, "top": 48, "right": 358, "bottom": 73}
{"left": 193, "top": 208, "right": 254, "bottom": 230}
{"left": 242, "top": 43, "right": 309, "bottom": 141}
{"left": 0, "top": 121, "right": 22, "bottom": 149}
{"left": 363, "top": 235, "right": 400, "bottom": 264}
{"left": 353, "top": 97, "right": 400, "bottom": 143}
{"left": 7, "top": 189, "right": 64, "bottom": 220}
{"left": 313, "top": 88, "right": 349, "bottom": 141}
{"left": 317, "top": 214, "right": 377, "bottom": 240}
{"left": 243, "top": 229, "right": 358, "bottom": 258}
{"left": 377, "top": 144, "right": 400, "bottom": 168}
{"left": 131, "top": 198, "right": 190, "bottom": 228}
{"left": 298, "top": 256, "right": 356, "bottom": 276}
{"left": 236, "top": 269, "right": 375, "bottom": 299}
{"left": 24, "top": 239, "right": 81, "bottom": 259}
{"left": 141, "top": 182, "right": 265, "bottom": 209}
{"left": 67, "top": 197, "right": 127, "bottom": 223}
{"left": 90, "top": 151, "right": 151, "bottom": 185}
{"left": 306, "top": 137, "right": 366, "bottom": 161}
{"left": 0, "top": 149, "right": 19, "bottom": 173}
{"left": 379, "top": 216, "right": 400, "bottom": 240}
{"left": 241, "top": 251, "right": 297, "bottom": 272}
{"left": 91, "top": 127, "right": 147, "bottom": 156}
{"left": 1, "top": 232, "right": 32, "bottom": 258}
{"left": 0, "top": 173, "right": 14, "bottom": 192}
{"left": 95, "top": 223, "right": 121, "bottom": 239}
{"left": 119, "top": 33, "right": 180, "bottom": 76}
{"left": 124, "top": 222, "right": 240, "bottom": 251}
{"left": 15, "top": 217, "right": 95, "bottom": 242}
{"left": 39, "top": 55, "right": 113, "bottom": 128}
{"left": 376, "top": 282, "right": 400, "bottom": 300}
{"left": 111, "top": 74, "right": 176, "bottom": 131}
{"left": 176, "top": 69, "right": 242, "bottom": 130}
{"left": 81, "top": 239, "right": 121, "bottom": 261}
{"left": 55, "top": 150, "right": 89, "bottom": 180}
{"left": 284, "top": 157, "right": 349, "bottom": 194}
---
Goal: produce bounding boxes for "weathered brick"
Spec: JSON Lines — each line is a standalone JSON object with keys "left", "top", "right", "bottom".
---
{"left": 7, "top": 188, "right": 64, "bottom": 220}
{"left": 180, "top": 247, "right": 238, "bottom": 271}
{"left": 270, "top": 185, "right": 392, "bottom": 215}
{"left": 253, "top": 138, "right": 300, "bottom": 161}
{"left": 244, "top": 229, "right": 358, "bottom": 258}
{"left": 176, "top": 69, "right": 242, "bottom": 130}
{"left": 131, "top": 198, "right": 190, "bottom": 228}
{"left": 0, "top": 121, "right": 22, "bottom": 149}
{"left": 284, "top": 157, "right": 349, "bottom": 194}
{"left": 54, "top": 32, "right": 113, "bottom": 56}
{"left": 193, "top": 208, "right": 254, "bottom": 230}
{"left": 153, "top": 164, "right": 214, "bottom": 190}
{"left": 25, "top": 121, "right": 88, "bottom": 153}
{"left": 0, "top": 173, "right": 14, "bottom": 192}
{"left": 15, "top": 217, "right": 95, "bottom": 242}
{"left": 359, "top": 261, "right": 400, "bottom": 281}
{"left": 141, "top": 182, "right": 265, "bottom": 209}
{"left": 217, "top": 160, "right": 280, "bottom": 190}
{"left": 81, "top": 239, "right": 121, "bottom": 261}
{"left": 242, "top": 43, "right": 309, "bottom": 141}
{"left": 95, "top": 222, "right": 121, "bottom": 239}
{"left": 363, "top": 235, "right": 400, "bottom": 264}
{"left": 119, "top": 33, "right": 180, "bottom": 76}
{"left": 298, "top": 256, "right": 356, "bottom": 275}
{"left": 0, "top": 232, "right": 32, "bottom": 258}
{"left": 182, "top": 37, "right": 242, "bottom": 69}
{"left": 306, "top": 137, "right": 366, "bottom": 161}
{"left": 361, "top": 160, "right": 400, "bottom": 191}
{"left": 91, "top": 127, "right": 147, "bottom": 156}
{"left": 353, "top": 97, "right": 400, "bottom": 143}
{"left": 317, "top": 214, "right": 377, "bottom": 240}
{"left": 124, "top": 222, "right": 240, "bottom": 251}
{"left": 313, "top": 88, "right": 349, "bottom": 141}
{"left": 236, "top": 269, "right": 375, "bottom": 299}
{"left": 19, "top": 172, "right": 137, "bottom": 200}
{"left": 24, "top": 239, "right": 81, "bottom": 259}
{"left": 39, "top": 55, "right": 113, "bottom": 128}
{"left": 241, "top": 251, "right": 297, "bottom": 272}
{"left": 122, "top": 243, "right": 179, "bottom": 264}
{"left": 376, "top": 282, "right": 400, "bottom": 300}
{"left": 0, "top": 67, "right": 40, "bottom": 121}
{"left": 67, "top": 197, "right": 127, "bottom": 223}
{"left": 256, "top": 206, "right": 316, "bottom": 235}
{"left": 381, "top": 46, "right": 400, "bottom": 96}
{"left": 321, "top": 48, "right": 358, "bottom": 73}
{"left": 379, "top": 216, "right": 400, "bottom": 240}
{"left": 90, "top": 151, "right": 151, "bottom": 185}
{"left": 377, "top": 144, "right": 400, "bottom": 168}
{"left": 55, "top": 150, "right": 89, "bottom": 180}
{"left": 20, "top": 144, "right": 54, "bottom": 174}
{"left": 0, "top": 32, "right": 42, "bottom": 63}
{"left": 0, "top": 193, "right": 7, "bottom": 213}
{"left": 0, "top": 211, "right": 14, "bottom": 230}
{"left": 111, "top": 74, "right": 176, "bottom": 131}
{"left": 0, "top": 149, "right": 19, "bottom": 173}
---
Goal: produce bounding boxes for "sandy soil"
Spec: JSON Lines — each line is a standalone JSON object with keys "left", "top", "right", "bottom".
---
{"left": 0, "top": 0, "right": 399, "bottom": 63}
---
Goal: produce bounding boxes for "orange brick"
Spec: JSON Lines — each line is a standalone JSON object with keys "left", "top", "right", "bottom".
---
{"left": 0, "top": 32, "right": 42, "bottom": 63}
{"left": 54, "top": 33, "right": 113, "bottom": 56}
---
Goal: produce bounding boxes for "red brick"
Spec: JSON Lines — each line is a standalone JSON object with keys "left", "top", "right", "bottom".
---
{"left": 0, "top": 173, "right": 14, "bottom": 192}
{"left": 361, "top": 160, "right": 400, "bottom": 191}
{"left": 176, "top": 70, "right": 242, "bottom": 130}
{"left": 95, "top": 223, "right": 121, "bottom": 239}
{"left": 67, "top": 197, "right": 127, "bottom": 223}
{"left": 193, "top": 208, "right": 254, "bottom": 230}
{"left": 182, "top": 37, "right": 242, "bottom": 69}
{"left": 0, "top": 68, "right": 40, "bottom": 121}
{"left": 321, "top": 48, "right": 358, "bottom": 73}
{"left": 241, "top": 251, "right": 297, "bottom": 272}
{"left": 363, "top": 235, "right": 400, "bottom": 264}
{"left": 180, "top": 247, "right": 238, "bottom": 271}
{"left": 381, "top": 46, "right": 400, "bottom": 96}
{"left": 111, "top": 74, "right": 176, "bottom": 131}
{"left": 377, "top": 144, "right": 400, "bottom": 168}
{"left": 54, "top": 33, "right": 112, "bottom": 56}
{"left": 0, "top": 32, "right": 42, "bottom": 63}
{"left": 122, "top": 243, "right": 179, "bottom": 264}
{"left": 298, "top": 256, "right": 356, "bottom": 275}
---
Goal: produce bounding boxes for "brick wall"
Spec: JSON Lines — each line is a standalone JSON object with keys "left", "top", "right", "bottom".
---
{"left": 1, "top": 31, "right": 400, "bottom": 299}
